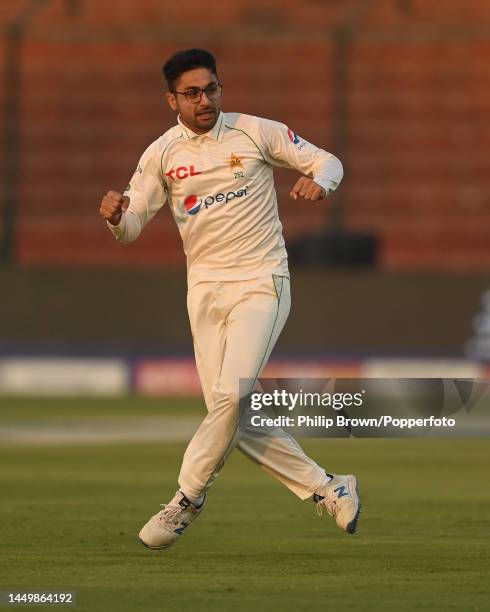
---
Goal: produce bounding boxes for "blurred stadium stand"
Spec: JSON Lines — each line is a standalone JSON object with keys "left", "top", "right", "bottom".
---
{"left": 1, "top": 1, "right": 490, "bottom": 394}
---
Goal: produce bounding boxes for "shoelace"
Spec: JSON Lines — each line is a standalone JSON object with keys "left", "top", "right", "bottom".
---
{"left": 157, "top": 503, "right": 183, "bottom": 527}
{"left": 316, "top": 493, "right": 337, "bottom": 518}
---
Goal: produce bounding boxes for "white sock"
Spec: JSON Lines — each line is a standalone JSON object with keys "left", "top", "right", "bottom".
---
{"left": 315, "top": 473, "right": 333, "bottom": 496}
{"left": 324, "top": 473, "right": 334, "bottom": 485}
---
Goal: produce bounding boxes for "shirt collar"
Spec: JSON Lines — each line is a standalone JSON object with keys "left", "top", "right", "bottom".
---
{"left": 178, "top": 111, "right": 225, "bottom": 142}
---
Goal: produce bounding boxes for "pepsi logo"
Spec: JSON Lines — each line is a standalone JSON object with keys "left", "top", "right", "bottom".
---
{"left": 183, "top": 187, "right": 248, "bottom": 216}
{"left": 184, "top": 195, "right": 201, "bottom": 215}
{"left": 287, "top": 128, "right": 300, "bottom": 145}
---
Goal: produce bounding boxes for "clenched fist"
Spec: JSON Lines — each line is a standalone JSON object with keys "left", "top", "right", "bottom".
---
{"left": 99, "top": 191, "right": 130, "bottom": 226}
{"left": 289, "top": 177, "right": 326, "bottom": 201}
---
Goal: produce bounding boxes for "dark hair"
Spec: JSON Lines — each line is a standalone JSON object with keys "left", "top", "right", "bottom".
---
{"left": 163, "top": 48, "right": 218, "bottom": 91}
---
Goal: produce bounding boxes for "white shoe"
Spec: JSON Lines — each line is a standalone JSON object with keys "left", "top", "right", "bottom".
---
{"left": 314, "top": 474, "right": 361, "bottom": 534}
{"left": 139, "top": 490, "right": 205, "bottom": 549}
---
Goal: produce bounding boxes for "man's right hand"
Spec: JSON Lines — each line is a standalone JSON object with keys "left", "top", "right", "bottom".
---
{"left": 99, "top": 191, "right": 130, "bottom": 226}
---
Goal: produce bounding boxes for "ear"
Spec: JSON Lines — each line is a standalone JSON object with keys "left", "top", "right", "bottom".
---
{"left": 166, "top": 92, "right": 177, "bottom": 112}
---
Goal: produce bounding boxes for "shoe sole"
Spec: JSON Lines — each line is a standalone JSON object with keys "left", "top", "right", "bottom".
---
{"left": 345, "top": 476, "right": 361, "bottom": 534}
{"left": 139, "top": 537, "right": 173, "bottom": 550}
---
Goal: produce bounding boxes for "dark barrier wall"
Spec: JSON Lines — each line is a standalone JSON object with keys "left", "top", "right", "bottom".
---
{"left": 2, "top": 268, "right": 487, "bottom": 356}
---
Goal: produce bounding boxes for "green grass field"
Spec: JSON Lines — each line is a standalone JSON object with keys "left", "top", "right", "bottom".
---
{"left": 1, "top": 397, "right": 489, "bottom": 611}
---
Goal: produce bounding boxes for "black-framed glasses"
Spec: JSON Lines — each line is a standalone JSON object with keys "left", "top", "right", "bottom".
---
{"left": 171, "top": 82, "right": 223, "bottom": 104}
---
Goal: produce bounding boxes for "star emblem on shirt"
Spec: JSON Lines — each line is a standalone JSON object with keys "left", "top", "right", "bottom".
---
{"left": 229, "top": 153, "right": 244, "bottom": 171}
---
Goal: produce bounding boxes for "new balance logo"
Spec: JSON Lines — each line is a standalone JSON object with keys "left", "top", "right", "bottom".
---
{"left": 174, "top": 522, "right": 189, "bottom": 535}
{"left": 334, "top": 485, "right": 348, "bottom": 498}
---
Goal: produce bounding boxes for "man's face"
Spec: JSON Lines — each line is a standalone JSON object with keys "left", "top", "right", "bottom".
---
{"left": 166, "top": 68, "right": 222, "bottom": 134}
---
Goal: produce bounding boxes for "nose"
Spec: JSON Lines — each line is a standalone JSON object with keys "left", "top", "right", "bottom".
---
{"left": 199, "top": 90, "right": 212, "bottom": 105}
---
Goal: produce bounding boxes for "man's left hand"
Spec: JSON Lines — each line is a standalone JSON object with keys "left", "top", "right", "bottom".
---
{"left": 289, "top": 177, "right": 326, "bottom": 201}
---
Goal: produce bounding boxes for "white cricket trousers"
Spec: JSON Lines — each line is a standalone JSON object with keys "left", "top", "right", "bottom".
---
{"left": 178, "top": 274, "right": 327, "bottom": 500}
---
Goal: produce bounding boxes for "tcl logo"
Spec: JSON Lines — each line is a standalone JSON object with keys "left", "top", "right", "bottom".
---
{"left": 166, "top": 165, "right": 202, "bottom": 181}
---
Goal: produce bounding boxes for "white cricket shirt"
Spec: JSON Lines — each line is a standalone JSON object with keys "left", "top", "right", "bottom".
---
{"left": 108, "top": 111, "right": 343, "bottom": 289}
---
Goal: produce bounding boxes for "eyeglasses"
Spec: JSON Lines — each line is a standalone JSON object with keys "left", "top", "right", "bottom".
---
{"left": 172, "top": 82, "right": 223, "bottom": 104}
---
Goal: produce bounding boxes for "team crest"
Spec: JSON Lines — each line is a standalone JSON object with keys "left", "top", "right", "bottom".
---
{"left": 229, "top": 153, "right": 243, "bottom": 170}
{"left": 229, "top": 153, "right": 244, "bottom": 179}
